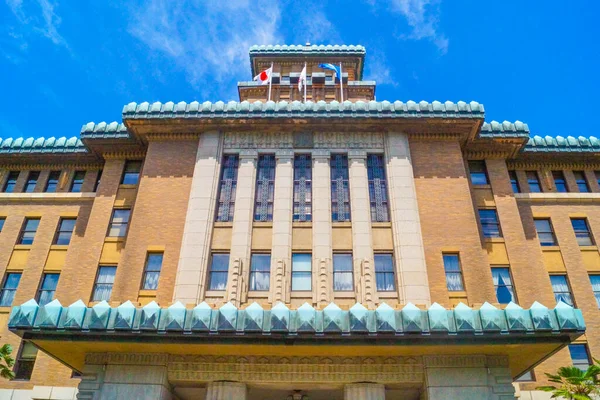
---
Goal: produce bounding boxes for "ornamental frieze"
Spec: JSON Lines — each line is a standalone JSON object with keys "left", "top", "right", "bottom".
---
{"left": 223, "top": 131, "right": 384, "bottom": 150}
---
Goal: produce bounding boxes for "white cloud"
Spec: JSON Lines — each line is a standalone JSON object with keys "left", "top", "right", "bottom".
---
{"left": 365, "top": 49, "right": 397, "bottom": 88}
{"left": 391, "top": 0, "right": 448, "bottom": 54}
{"left": 289, "top": 4, "right": 340, "bottom": 45}
{"left": 5, "top": 0, "right": 69, "bottom": 49}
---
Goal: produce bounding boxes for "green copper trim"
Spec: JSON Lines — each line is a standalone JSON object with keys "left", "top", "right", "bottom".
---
{"left": 0, "top": 136, "right": 86, "bottom": 154}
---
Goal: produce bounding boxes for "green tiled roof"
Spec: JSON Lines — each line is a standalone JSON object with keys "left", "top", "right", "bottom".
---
{"left": 249, "top": 44, "right": 366, "bottom": 56}
{"left": 121, "top": 100, "right": 486, "bottom": 120}
{"left": 524, "top": 135, "right": 600, "bottom": 153}
{"left": 480, "top": 121, "right": 530, "bottom": 138}
{"left": 80, "top": 121, "right": 129, "bottom": 139}
{"left": 0, "top": 136, "right": 86, "bottom": 154}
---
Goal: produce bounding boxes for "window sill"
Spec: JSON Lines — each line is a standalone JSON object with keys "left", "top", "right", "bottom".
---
{"left": 119, "top": 184, "right": 138, "bottom": 189}
{"left": 0, "top": 192, "right": 96, "bottom": 201}
{"left": 448, "top": 291, "right": 467, "bottom": 298}
{"left": 332, "top": 222, "right": 352, "bottom": 227}
{"left": 333, "top": 292, "right": 355, "bottom": 299}
{"left": 372, "top": 222, "right": 392, "bottom": 228}
{"left": 138, "top": 290, "right": 157, "bottom": 297}
{"left": 473, "top": 184, "right": 492, "bottom": 189}
{"left": 248, "top": 291, "right": 270, "bottom": 298}
{"left": 292, "top": 221, "right": 312, "bottom": 227}
{"left": 290, "top": 291, "right": 312, "bottom": 298}
{"left": 579, "top": 246, "right": 598, "bottom": 251}
{"left": 205, "top": 290, "right": 226, "bottom": 297}
{"left": 377, "top": 291, "right": 398, "bottom": 298}
{"left": 541, "top": 246, "right": 561, "bottom": 251}
{"left": 214, "top": 222, "right": 233, "bottom": 228}
{"left": 104, "top": 237, "right": 126, "bottom": 243}
{"left": 13, "top": 244, "right": 32, "bottom": 250}
{"left": 0, "top": 306, "right": 11, "bottom": 313}
{"left": 49, "top": 245, "right": 69, "bottom": 250}
{"left": 253, "top": 222, "right": 273, "bottom": 228}
{"left": 484, "top": 237, "right": 505, "bottom": 243}
{"left": 514, "top": 192, "right": 600, "bottom": 203}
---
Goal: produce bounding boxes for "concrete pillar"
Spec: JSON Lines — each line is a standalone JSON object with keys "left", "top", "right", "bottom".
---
{"left": 384, "top": 132, "right": 430, "bottom": 306}
{"left": 206, "top": 382, "right": 247, "bottom": 400}
{"left": 227, "top": 150, "right": 258, "bottom": 306}
{"left": 344, "top": 383, "right": 385, "bottom": 400}
{"left": 269, "top": 150, "right": 294, "bottom": 304}
{"left": 312, "top": 150, "right": 333, "bottom": 305}
{"left": 174, "top": 131, "right": 223, "bottom": 305}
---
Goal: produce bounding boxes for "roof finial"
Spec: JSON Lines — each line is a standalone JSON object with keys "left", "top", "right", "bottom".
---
{"left": 305, "top": 42, "right": 311, "bottom": 46}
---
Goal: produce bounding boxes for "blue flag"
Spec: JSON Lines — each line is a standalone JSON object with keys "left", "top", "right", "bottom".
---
{"left": 318, "top": 63, "right": 341, "bottom": 78}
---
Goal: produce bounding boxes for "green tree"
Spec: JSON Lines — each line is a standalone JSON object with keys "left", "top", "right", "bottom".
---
{"left": 0, "top": 344, "right": 15, "bottom": 380}
{"left": 537, "top": 361, "right": 600, "bottom": 400}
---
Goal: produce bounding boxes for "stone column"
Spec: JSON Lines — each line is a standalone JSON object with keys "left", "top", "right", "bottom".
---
{"left": 174, "top": 131, "right": 223, "bottom": 305}
{"left": 312, "top": 150, "right": 333, "bottom": 305}
{"left": 269, "top": 150, "right": 294, "bottom": 304}
{"left": 348, "top": 150, "right": 377, "bottom": 307}
{"left": 384, "top": 132, "right": 430, "bottom": 306}
{"left": 206, "top": 382, "right": 247, "bottom": 400}
{"left": 344, "top": 383, "right": 385, "bottom": 400}
{"left": 227, "top": 150, "right": 258, "bottom": 306}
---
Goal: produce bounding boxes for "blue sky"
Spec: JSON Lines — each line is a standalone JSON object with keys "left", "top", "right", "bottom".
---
{"left": 1, "top": 0, "right": 598, "bottom": 140}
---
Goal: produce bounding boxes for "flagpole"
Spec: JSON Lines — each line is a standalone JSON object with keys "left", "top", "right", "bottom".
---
{"left": 268, "top": 62, "right": 273, "bottom": 102}
{"left": 304, "top": 62, "right": 307, "bottom": 103}
{"left": 339, "top": 62, "right": 344, "bottom": 103}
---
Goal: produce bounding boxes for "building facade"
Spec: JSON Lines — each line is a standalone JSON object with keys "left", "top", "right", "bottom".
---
{"left": 0, "top": 45, "right": 596, "bottom": 399}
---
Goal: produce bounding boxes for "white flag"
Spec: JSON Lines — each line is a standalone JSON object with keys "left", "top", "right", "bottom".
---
{"left": 253, "top": 67, "right": 273, "bottom": 85}
{"left": 298, "top": 65, "right": 307, "bottom": 91}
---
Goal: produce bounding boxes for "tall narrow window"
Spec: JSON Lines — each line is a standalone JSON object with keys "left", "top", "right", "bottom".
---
{"left": 571, "top": 218, "right": 594, "bottom": 246}
{"left": 573, "top": 171, "right": 589, "bottom": 193}
{"left": 534, "top": 218, "right": 557, "bottom": 246}
{"left": 552, "top": 171, "right": 568, "bottom": 192}
{"left": 375, "top": 254, "right": 395, "bottom": 292}
{"left": 107, "top": 209, "right": 130, "bottom": 237}
{"left": 19, "top": 218, "right": 40, "bottom": 245}
{"left": 526, "top": 171, "right": 541, "bottom": 192}
{"left": 589, "top": 275, "right": 600, "bottom": 308}
{"left": 3, "top": 171, "right": 19, "bottom": 193}
{"left": 569, "top": 344, "right": 591, "bottom": 371}
{"left": 24, "top": 171, "right": 40, "bottom": 193}
{"left": 70, "top": 171, "right": 85, "bottom": 192}
{"left": 291, "top": 253, "right": 312, "bottom": 291}
{"left": 331, "top": 154, "right": 350, "bottom": 222}
{"left": 550, "top": 275, "right": 574, "bottom": 306}
{"left": 478, "top": 209, "right": 502, "bottom": 238}
{"left": 37, "top": 273, "right": 59, "bottom": 306}
{"left": 492, "top": 267, "right": 515, "bottom": 304}
{"left": 443, "top": 254, "right": 464, "bottom": 291}
{"left": 142, "top": 253, "right": 163, "bottom": 290}
{"left": 94, "top": 169, "right": 103, "bottom": 192}
{"left": 216, "top": 155, "right": 239, "bottom": 222}
{"left": 254, "top": 155, "right": 276, "bottom": 222}
{"left": 596, "top": 171, "right": 600, "bottom": 189}
{"left": 208, "top": 254, "right": 229, "bottom": 291}
{"left": 333, "top": 253, "right": 353, "bottom": 291}
{"left": 54, "top": 218, "right": 76, "bottom": 245}
{"left": 91, "top": 266, "right": 116, "bottom": 301}
{"left": 293, "top": 154, "right": 312, "bottom": 221}
{"left": 44, "top": 171, "right": 61, "bottom": 193}
{"left": 367, "top": 154, "right": 389, "bottom": 222}
{"left": 14, "top": 342, "right": 38, "bottom": 380}
{"left": 249, "top": 254, "right": 271, "bottom": 291}
{"left": 121, "top": 161, "right": 142, "bottom": 185}
{"left": 468, "top": 161, "right": 488, "bottom": 185}
{"left": 0, "top": 272, "right": 22, "bottom": 306}
{"left": 508, "top": 170, "right": 520, "bottom": 193}
{"left": 0, "top": 217, "right": 4, "bottom": 232}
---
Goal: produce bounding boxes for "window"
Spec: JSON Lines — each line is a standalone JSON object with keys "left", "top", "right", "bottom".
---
{"left": 37, "top": 273, "right": 59, "bottom": 306}
{"left": 216, "top": 155, "right": 239, "bottom": 222}
{"left": 0, "top": 217, "right": 5, "bottom": 232}
{"left": 491, "top": 267, "right": 515, "bottom": 304}
{"left": 515, "top": 370, "right": 535, "bottom": 382}
{"left": 70, "top": 171, "right": 85, "bottom": 192}
{"left": 54, "top": 218, "right": 76, "bottom": 245}
{"left": 571, "top": 218, "right": 594, "bottom": 246}
{"left": 534, "top": 219, "right": 557, "bottom": 246}
{"left": 121, "top": 161, "right": 142, "bottom": 185}
{"left": 526, "top": 171, "right": 541, "bottom": 193}
{"left": 254, "top": 155, "right": 276, "bottom": 222}
{"left": 550, "top": 275, "right": 574, "bottom": 306}
{"left": 249, "top": 254, "right": 271, "bottom": 291}
{"left": 508, "top": 170, "right": 520, "bottom": 193}
{"left": 596, "top": 171, "right": 600, "bottom": 189}
{"left": 569, "top": 344, "right": 591, "bottom": 371}
{"left": 552, "top": 171, "right": 567, "bottom": 192}
{"left": 367, "top": 154, "right": 389, "bottom": 222}
{"left": 44, "top": 171, "right": 61, "bottom": 193}
{"left": 13, "top": 342, "right": 37, "bottom": 380}
{"left": 94, "top": 169, "right": 103, "bottom": 192}
{"left": 142, "top": 253, "right": 163, "bottom": 290}
{"left": 291, "top": 253, "right": 312, "bottom": 291}
{"left": 375, "top": 254, "right": 395, "bottom": 292}
{"left": 479, "top": 209, "right": 502, "bottom": 238}
{"left": 0, "top": 273, "right": 22, "bottom": 306}
{"left": 3, "top": 171, "right": 19, "bottom": 193}
{"left": 107, "top": 209, "right": 130, "bottom": 237}
{"left": 573, "top": 171, "right": 589, "bottom": 193}
{"left": 468, "top": 161, "right": 488, "bottom": 185}
{"left": 91, "top": 266, "right": 116, "bottom": 301}
{"left": 443, "top": 254, "right": 464, "bottom": 291}
{"left": 331, "top": 154, "right": 350, "bottom": 222}
{"left": 589, "top": 275, "right": 600, "bottom": 308}
{"left": 293, "top": 154, "right": 312, "bottom": 222}
{"left": 208, "top": 254, "right": 229, "bottom": 291}
{"left": 24, "top": 171, "right": 40, "bottom": 193}
{"left": 333, "top": 253, "right": 353, "bottom": 291}
{"left": 19, "top": 218, "right": 40, "bottom": 245}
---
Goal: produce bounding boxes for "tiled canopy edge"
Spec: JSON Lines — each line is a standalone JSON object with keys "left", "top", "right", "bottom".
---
{"left": 8, "top": 299, "right": 585, "bottom": 336}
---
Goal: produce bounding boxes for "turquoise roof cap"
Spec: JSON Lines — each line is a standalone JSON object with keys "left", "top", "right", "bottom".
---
{"left": 249, "top": 44, "right": 366, "bottom": 56}
{"left": 0, "top": 136, "right": 86, "bottom": 154}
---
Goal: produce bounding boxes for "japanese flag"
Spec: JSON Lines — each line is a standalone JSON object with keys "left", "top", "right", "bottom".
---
{"left": 253, "top": 67, "right": 273, "bottom": 85}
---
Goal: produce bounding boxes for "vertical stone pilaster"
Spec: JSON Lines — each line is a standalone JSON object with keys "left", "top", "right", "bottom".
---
{"left": 312, "top": 150, "right": 333, "bottom": 306}
{"left": 227, "top": 150, "right": 257, "bottom": 306}
{"left": 269, "top": 151, "right": 294, "bottom": 304}
{"left": 348, "top": 150, "right": 377, "bottom": 307}
{"left": 206, "top": 382, "right": 247, "bottom": 400}
{"left": 174, "top": 131, "right": 223, "bottom": 305}
{"left": 344, "top": 383, "right": 386, "bottom": 400}
{"left": 77, "top": 364, "right": 105, "bottom": 400}
{"left": 385, "top": 132, "right": 430, "bottom": 306}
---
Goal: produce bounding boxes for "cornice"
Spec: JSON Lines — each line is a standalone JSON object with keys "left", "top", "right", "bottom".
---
{"left": 0, "top": 163, "right": 103, "bottom": 170}
{"left": 102, "top": 151, "right": 146, "bottom": 160}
